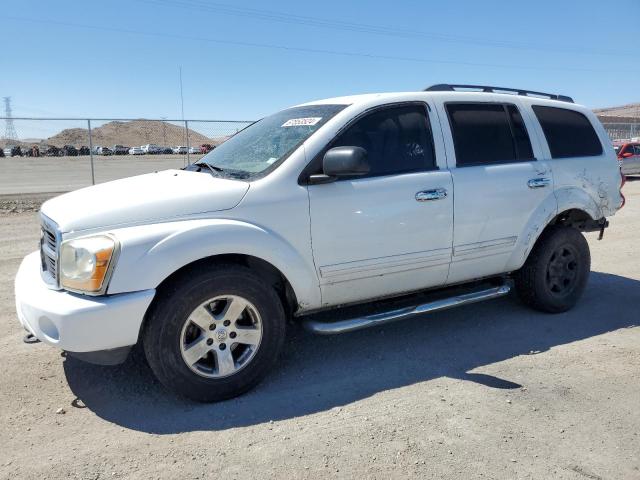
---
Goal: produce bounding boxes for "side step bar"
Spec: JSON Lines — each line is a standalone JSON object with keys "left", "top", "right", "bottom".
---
{"left": 303, "top": 284, "right": 511, "bottom": 335}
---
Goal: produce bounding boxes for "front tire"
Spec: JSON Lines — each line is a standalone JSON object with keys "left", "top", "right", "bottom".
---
{"left": 514, "top": 226, "right": 590, "bottom": 313}
{"left": 143, "top": 263, "right": 286, "bottom": 402}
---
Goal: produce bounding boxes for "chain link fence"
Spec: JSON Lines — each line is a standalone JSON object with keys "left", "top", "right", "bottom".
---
{"left": 0, "top": 116, "right": 638, "bottom": 195}
{"left": 0, "top": 117, "right": 253, "bottom": 195}
{"left": 601, "top": 122, "right": 640, "bottom": 144}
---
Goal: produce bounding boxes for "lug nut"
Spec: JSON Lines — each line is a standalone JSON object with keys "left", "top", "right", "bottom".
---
{"left": 219, "top": 343, "right": 226, "bottom": 350}
{"left": 229, "top": 332, "right": 237, "bottom": 339}
{"left": 209, "top": 324, "right": 216, "bottom": 331}
{"left": 206, "top": 338, "right": 213, "bottom": 346}
{"left": 223, "top": 320, "right": 231, "bottom": 327}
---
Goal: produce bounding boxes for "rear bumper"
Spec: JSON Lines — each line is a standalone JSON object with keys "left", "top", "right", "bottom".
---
{"left": 15, "top": 251, "right": 155, "bottom": 355}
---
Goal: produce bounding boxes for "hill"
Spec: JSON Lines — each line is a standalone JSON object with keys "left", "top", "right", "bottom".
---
{"left": 594, "top": 103, "right": 640, "bottom": 122}
{"left": 45, "top": 120, "right": 219, "bottom": 148}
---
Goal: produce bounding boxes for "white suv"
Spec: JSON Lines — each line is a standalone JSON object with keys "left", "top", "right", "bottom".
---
{"left": 15, "top": 85, "right": 624, "bottom": 401}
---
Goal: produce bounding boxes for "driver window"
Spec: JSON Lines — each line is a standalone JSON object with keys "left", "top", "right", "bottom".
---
{"left": 331, "top": 104, "right": 436, "bottom": 177}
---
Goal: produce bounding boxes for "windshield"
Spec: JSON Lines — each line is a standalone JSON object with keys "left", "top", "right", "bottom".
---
{"left": 197, "top": 104, "right": 347, "bottom": 178}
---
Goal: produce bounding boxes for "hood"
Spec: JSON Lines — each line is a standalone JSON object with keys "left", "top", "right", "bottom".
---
{"left": 41, "top": 169, "right": 249, "bottom": 232}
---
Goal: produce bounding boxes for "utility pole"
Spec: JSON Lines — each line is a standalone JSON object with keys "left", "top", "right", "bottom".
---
{"left": 179, "top": 66, "right": 189, "bottom": 165}
{"left": 161, "top": 116, "right": 168, "bottom": 146}
{"left": 3, "top": 97, "right": 18, "bottom": 141}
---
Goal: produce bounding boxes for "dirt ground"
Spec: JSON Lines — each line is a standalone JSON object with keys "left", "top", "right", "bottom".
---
{"left": 0, "top": 180, "right": 638, "bottom": 480}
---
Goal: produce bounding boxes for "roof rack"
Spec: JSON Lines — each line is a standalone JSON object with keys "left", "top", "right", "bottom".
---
{"left": 424, "top": 84, "right": 574, "bottom": 103}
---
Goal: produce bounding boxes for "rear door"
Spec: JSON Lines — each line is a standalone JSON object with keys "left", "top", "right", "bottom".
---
{"left": 307, "top": 103, "right": 453, "bottom": 307}
{"left": 436, "top": 100, "right": 552, "bottom": 283}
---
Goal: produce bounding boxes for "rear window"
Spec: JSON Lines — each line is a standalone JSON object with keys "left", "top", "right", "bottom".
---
{"left": 532, "top": 106, "right": 603, "bottom": 158}
{"left": 446, "top": 103, "right": 534, "bottom": 166}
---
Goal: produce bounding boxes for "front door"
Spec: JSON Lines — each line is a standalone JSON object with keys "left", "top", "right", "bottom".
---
{"left": 307, "top": 103, "right": 453, "bottom": 307}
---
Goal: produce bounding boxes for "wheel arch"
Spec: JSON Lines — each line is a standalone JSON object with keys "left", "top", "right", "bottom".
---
{"left": 506, "top": 187, "right": 599, "bottom": 272}
{"left": 155, "top": 253, "right": 300, "bottom": 318}
{"left": 106, "top": 218, "right": 321, "bottom": 311}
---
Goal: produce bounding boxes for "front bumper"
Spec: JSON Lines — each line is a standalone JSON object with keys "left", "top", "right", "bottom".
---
{"left": 15, "top": 251, "right": 155, "bottom": 354}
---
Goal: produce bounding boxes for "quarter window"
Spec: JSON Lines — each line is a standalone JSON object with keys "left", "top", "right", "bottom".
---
{"left": 330, "top": 104, "right": 436, "bottom": 177}
{"left": 532, "top": 106, "right": 603, "bottom": 158}
{"left": 507, "top": 105, "right": 534, "bottom": 160}
{"left": 446, "top": 103, "right": 534, "bottom": 166}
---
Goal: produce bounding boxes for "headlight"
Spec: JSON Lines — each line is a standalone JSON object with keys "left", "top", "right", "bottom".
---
{"left": 59, "top": 235, "right": 117, "bottom": 293}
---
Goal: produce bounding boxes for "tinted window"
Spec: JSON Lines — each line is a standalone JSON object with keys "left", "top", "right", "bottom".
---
{"left": 331, "top": 104, "right": 436, "bottom": 177}
{"left": 446, "top": 103, "right": 533, "bottom": 166}
{"left": 507, "top": 105, "right": 534, "bottom": 159}
{"left": 532, "top": 106, "right": 603, "bottom": 158}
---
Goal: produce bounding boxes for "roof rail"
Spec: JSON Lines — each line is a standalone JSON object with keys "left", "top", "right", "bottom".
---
{"left": 424, "top": 84, "right": 574, "bottom": 103}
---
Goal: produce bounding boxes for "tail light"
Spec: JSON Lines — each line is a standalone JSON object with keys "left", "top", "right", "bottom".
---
{"left": 619, "top": 169, "right": 626, "bottom": 209}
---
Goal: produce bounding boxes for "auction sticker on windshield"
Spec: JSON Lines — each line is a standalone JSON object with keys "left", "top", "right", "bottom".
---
{"left": 281, "top": 117, "right": 322, "bottom": 127}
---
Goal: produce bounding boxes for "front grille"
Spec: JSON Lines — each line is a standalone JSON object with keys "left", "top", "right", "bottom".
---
{"left": 40, "top": 215, "right": 60, "bottom": 286}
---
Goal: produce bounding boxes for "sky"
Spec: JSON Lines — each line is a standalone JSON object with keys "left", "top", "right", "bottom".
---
{"left": 2, "top": 0, "right": 639, "bottom": 128}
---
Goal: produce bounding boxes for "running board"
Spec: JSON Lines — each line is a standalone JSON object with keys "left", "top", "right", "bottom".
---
{"left": 303, "top": 284, "right": 511, "bottom": 335}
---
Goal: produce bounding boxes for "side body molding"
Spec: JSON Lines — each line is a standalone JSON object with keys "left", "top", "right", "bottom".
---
{"left": 106, "top": 219, "right": 321, "bottom": 311}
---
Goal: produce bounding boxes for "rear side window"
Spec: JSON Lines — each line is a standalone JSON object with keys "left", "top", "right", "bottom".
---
{"left": 331, "top": 104, "right": 436, "bottom": 177}
{"left": 446, "top": 103, "right": 534, "bottom": 166}
{"left": 507, "top": 105, "right": 534, "bottom": 160}
{"left": 532, "top": 106, "right": 603, "bottom": 158}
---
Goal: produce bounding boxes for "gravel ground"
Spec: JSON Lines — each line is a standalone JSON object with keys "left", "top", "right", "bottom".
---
{"left": 0, "top": 180, "right": 638, "bottom": 480}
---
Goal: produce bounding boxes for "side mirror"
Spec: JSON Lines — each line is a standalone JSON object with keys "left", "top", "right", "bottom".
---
{"left": 323, "top": 146, "right": 369, "bottom": 176}
{"left": 307, "top": 146, "right": 369, "bottom": 184}
{"left": 621, "top": 152, "right": 633, "bottom": 158}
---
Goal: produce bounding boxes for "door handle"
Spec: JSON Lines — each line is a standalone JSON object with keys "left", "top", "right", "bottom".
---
{"left": 527, "top": 177, "right": 551, "bottom": 189}
{"left": 415, "top": 188, "right": 447, "bottom": 202}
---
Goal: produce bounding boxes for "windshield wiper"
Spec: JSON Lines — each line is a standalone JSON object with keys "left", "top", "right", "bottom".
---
{"left": 194, "top": 162, "right": 251, "bottom": 179}
{"left": 194, "top": 162, "right": 224, "bottom": 176}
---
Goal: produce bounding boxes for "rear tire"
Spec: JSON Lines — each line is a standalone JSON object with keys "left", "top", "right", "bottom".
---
{"left": 514, "top": 226, "right": 590, "bottom": 313}
{"left": 143, "top": 263, "right": 286, "bottom": 402}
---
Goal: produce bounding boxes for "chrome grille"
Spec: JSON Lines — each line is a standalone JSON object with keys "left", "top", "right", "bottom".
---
{"left": 40, "top": 215, "right": 60, "bottom": 286}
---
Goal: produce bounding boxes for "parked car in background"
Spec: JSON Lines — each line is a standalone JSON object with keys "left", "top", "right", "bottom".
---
{"left": 3, "top": 145, "right": 22, "bottom": 157}
{"left": 112, "top": 145, "right": 130, "bottom": 155}
{"left": 617, "top": 142, "right": 640, "bottom": 176}
{"left": 200, "top": 144, "right": 214, "bottom": 154}
{"left": 172, "top": 146, "right": 188, "bottom": 154}
{"left": 188, "top": 146, "right": 200, "bottom": 154}
{"left": 45, "top": 146, "right": 60, "bottom": 157}
{"left": 78, "top": 146, "right": 90, "bottom": 156}
{"left": 23, "top": 146, "right": 40, "bottom": 157}
{"left": 0, "top": 148, "right": 4, "bottom": 157}
{"left": 162, "top": 147, "right": 173, "bottom": 154}
{"left": 141, "top": 144, "right": 162, "bottom": 154}
{"left": 98, "top": 147, "right": 113, "bottom": 156}
{"left": 61, "top": 145, "right": 78, "bottom": 157}
{"left": 129, "top": 146, "right": 144, "bottom": 155}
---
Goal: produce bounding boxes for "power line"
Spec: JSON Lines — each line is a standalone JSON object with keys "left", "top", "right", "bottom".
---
{"left": 5, "top": 16, "right": 634, "bottom": 74}
{"left": 136, "top": 0, "right": 634, "bottom": 58}
{"left": 3, "top": 97, "right": 18, "bottom": 141}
